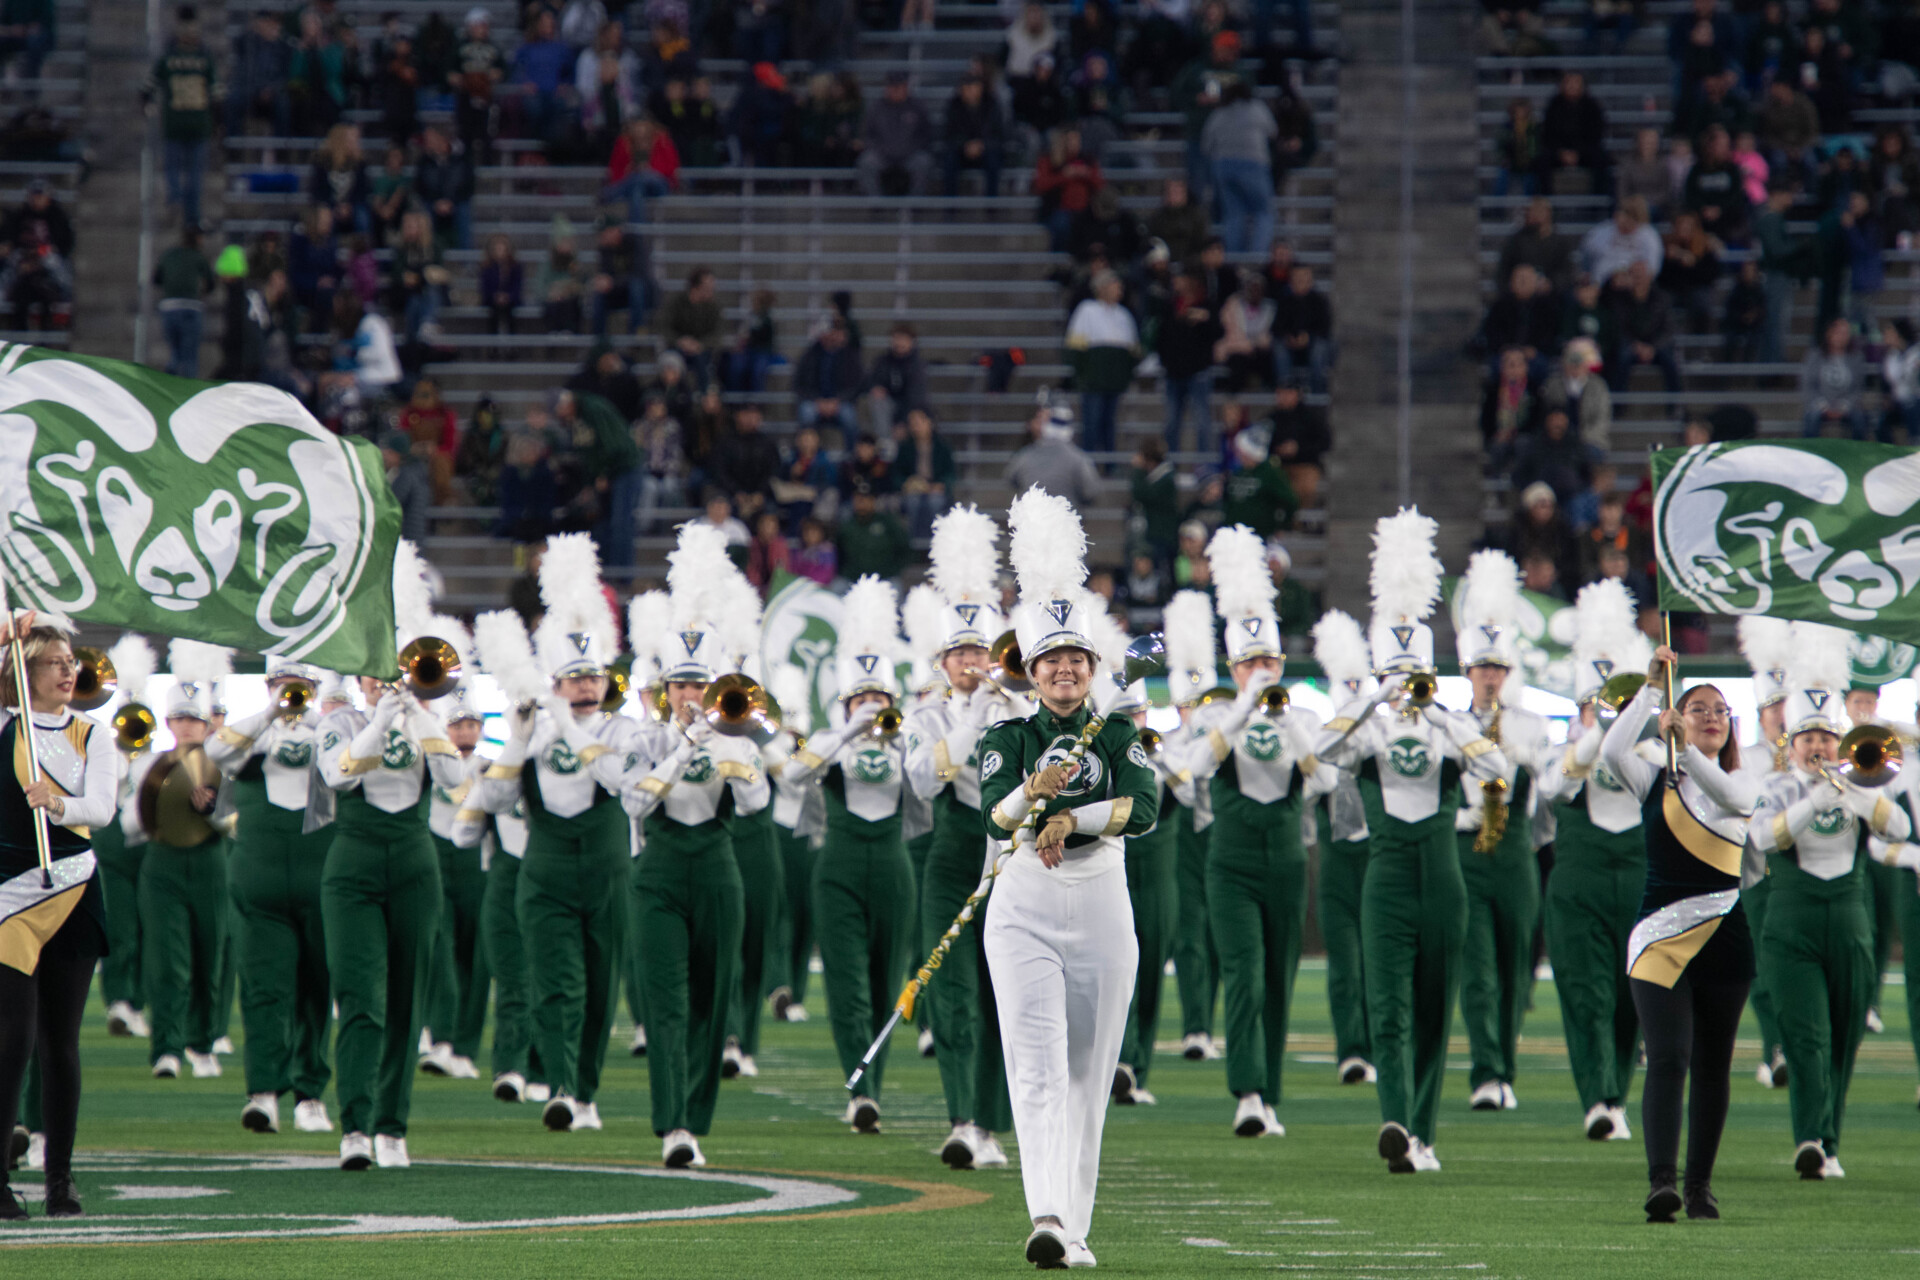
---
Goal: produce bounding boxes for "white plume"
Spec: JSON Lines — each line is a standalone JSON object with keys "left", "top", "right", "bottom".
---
{"left": 928, "top": 504, "right": 1002, "bottom": 604}
{"left": 1312, "top": 610, "right": 1370, "bottom": 687}
{"left": 474, "top": 609, "right": 547, "bottom": 706}
{"left": 168, "top": 639, "right": 232, "bottom": 686}
{"left": 840, "top": 576, "right": 901, "bottom": 662}
{"left": 105, "top": 634, "right": 156, "bottom": 706}
{"left": 1206, "top": 523, "right": 1274, "bottom": 621}
{"left": 1082, "top": 594, "right": 1131, "bottom": 674}
{"left": 392, "top": 539, "right": 440, "bottom": 644}
{"left": 1737, "top": 615, "right": 1795, "bottom": 678}
{"left": 536, "top": 532, "right": 619, "bottom": 662}
{"left": 1573, "top": 580, "right": 1641, "bottom": 665}
{"left": 1370, "top": 508, "right": 1443, "bottom": 622}
{"left": 667, "top": 522, "right": 737, "bottom": 631}
{"left": 715, "top": 570, "right": 764, "bottom": 665}
{"left": 627, "top": 589, "right": 670, "bottom": 679}
{"left": 1459, "top": 549, "right": 1522, "bottom": 631}
{"left": 1788, "top": 621, "right": 1854, "bottom": 693}
{"left": 769, "top": 664, "right": 813, "bottom": 737}
{"left": 428, "top": 613, "right": 474, "bottom": 669}
{"left": 1007, "top": 487, "right": 1088, "bottom": 603}
{"left": 903, "top": 584, "right": 949, "bottom": 662}
{"left": 1162, "top": 590, "right": 1217, "bottom": 678}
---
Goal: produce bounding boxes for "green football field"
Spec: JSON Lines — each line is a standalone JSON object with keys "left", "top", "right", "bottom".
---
{"left": 11, "top": 962, "right": 1920, "bottom": 1278}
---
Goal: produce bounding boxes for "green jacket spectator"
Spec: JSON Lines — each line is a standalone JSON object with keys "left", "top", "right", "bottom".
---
{"left": 1222, "top": 455, "right": 1298, "bottom": 538}
{"left": 836, "top": 489, "right": 911, "bottom": 580}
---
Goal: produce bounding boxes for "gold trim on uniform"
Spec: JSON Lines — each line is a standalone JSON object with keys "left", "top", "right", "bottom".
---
{"left": 1098, "top": 797, "right": 1133, "bottom": 836}
{"left": 1627, "top": 917, "right": 1725, "bottom": 986}
{"left": 795, "top": 749, "right": 826, "bottom": 772}
{"left": 1208, "top": 728, "right": 1231, "bottom": 763}
{"left": 933, "top": 740, "right": 958, "bottom": 783}
{"left": 577, "top": 743, "right": 611, "bottom": 765}
{"left": 1872, "top": 795, "right": 1894, "bottom": 834}
{"left": 418, "top": 738, "right": 456, "bottom": 756}
{"left": 1462, "top": 737, "right": 1498, "bottom": 759}
{"left": 0, "top": 885, "right": 86, "bottom": 976}
{"left": 1561, "top": 744, "right": 1591, "bottom": 779}
{"left": 639, "top": 776, "right": 672, "bottom": 798}
{"left": 484, "top": 763, "right": 523, "bottom": 780}
{"left": 1772, "top": 815, "right": 1794, "bottom": 852}
{"left": 1326, "top": 717, "right": 1356, "bottom": 734}
{"left": 1299, "top": 754, "right": 1320, "bottom": 778}
{"left": 453, "top": 807, "right": 488, "bottom": 826}
{"left": 716, "top": 761, "right": 758, "bottom": 782}
{"left": 338, "top": 750, "right": 381, "bottom": 776}
{"left": 1663, "top": 788, "right": 1745, "bottom": 877}
{"left": 991, "top": 800, "right": 1028, "bottom": 832}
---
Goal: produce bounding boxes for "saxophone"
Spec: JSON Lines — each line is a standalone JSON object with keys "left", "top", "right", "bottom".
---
{"left": 1474, "top": 700, "right": 1509, "bottom": 855}
{"left": 1772, "top": 731, "right": 1788, "bottom": 773}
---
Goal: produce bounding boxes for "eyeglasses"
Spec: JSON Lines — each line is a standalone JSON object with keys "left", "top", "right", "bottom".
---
{"left": 30, "top": 659, "right": 78, "bottom": 675}
{"left": 1683, "top": 705, "right": 1731, "bottom": 721}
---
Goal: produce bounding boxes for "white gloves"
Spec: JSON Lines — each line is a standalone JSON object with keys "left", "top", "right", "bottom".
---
{"left": 1222, "top": 669, "right": 1280, "bottom": 736}
{"left": 1838, "top": 782, "right": 1882, "bottom": 822}
{"left": 371, "top": 688, "right": 407, "bottom": 729}
{"left": 1871, "top": 837, "right": 1920, "bottom": 871}
{"left": 506, "top": 701, "right": 538, "bottom": 745}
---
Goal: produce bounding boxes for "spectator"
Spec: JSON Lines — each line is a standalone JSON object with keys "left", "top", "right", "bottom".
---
{"left": 1065, "top": 269, "right": 1141, "bottom": 455}
{"left": 745, "top": 510, "right": 790, "bottom": 590}
{"left": 863, "top": 322, "right": 930, "bottom": 429}
{"left": 1511, "top": 481, "right": 1579, "bottom": 601}
{"left": 1578, "top": 490, "right": 1652, "bottom": 588}
{"left": 479, "top": 233, "right": 524, "bottom": 341}
{"left": 1067, "top": 187, "right": 1144, "bottom": 265}
{"left": 1539, "top": 70, "right": 1609, "bottom": 194}
{"left": 366, "top": 147, "right": 411, "bottom": 248}
{"left": 1604, "top": 261, "right": 1681, "bottom": 394}
{"left": 588, "top": 215, "right": 651, "bottom": 338}
{"left": 454, "top": 397, "right": 507, "bottom": 505}
{"left": 556, "top": 388, "right": 643, "bottom": 567}
{"left": 399, "top": 377, "right": 459, "bottom": 503}
{"left": 602, "top": 117, "right": 676, "bottom": 221}
{"left": 373, "top": 30, "right": 420, "bottom": 146}
{"left": 286, "top": 9, "right": 346, "bottom": 137}
{"left": 775, "top": 425, "right": 837, "bottom": 530}
{"left": 1005, "top": 2, "right": 1060, "bottom": 81}
{"left": 1722, "top": 257, "right": 1766, "bottom": 361}
{"left": 1742, "top": 0, "right": 1797, "bottom": 95}
{"left": 1155, "top": 269, "right": 1220, "bottom": 452}
{"left": 1615, "top": 128, "right": 1676, "bottom": 216}
{"left": 1754, "top": 180, "right": 1812, "bottom": 362}
{"left": 382, "top": 430, "right": 432, "bottom": 544}
{"left": 1034, "top": 127, "right": 1103, "bottom": 251}
{"left": 731, "top": 60, "right": 796, "bottom": 167}
{"left": 1497, "top": 197, "right": 1578, "bottom": 295}
{"left": 1481, "top": 346, "right": 1541, "bottom": 458}
{"left": 226, "top": 9, "right": 291, "bottom": 138}
{"left": 1731, "top": 128, "right": 1769, "bottom": 207}
{"left": 1869, "top": 126, "right": 1920, "bottom": 244}
{"left": 700, "top": 491, "right": 752, "bottom": 549}
{"left": 537, "top": 215, "right": 586, "bottom": 333}
{"left": 942, "top": 75, "right": 1004, "bottom": 197}
{"left": 634, "top": 392, "right": 688, "bottom": 534}
{"left": 153, "top": 224, "right": 213, "bottom": 379}
{"left": 1754, "top": 74, "right": 1818, "bottom": 177}
{"left": 1215, "top": 269, "right": 1279, "bottom": 392}
{"left": 1884, "top": 319, "right": 1920, "bottom": 442}
{"left": 726, "top": 288, "right": 779, "bottom": 393}
{"left": 1222, "top": 423, "right": 1298, "bottom": 537}
{"left": 508, "top": 8, "right": 572, "bottom": 143}
{"left": 1201, "top": 81, "right": 1278, "bottom": 255}
{"left": 838, "top": 431, "right": 892, "bottom": 500}
{"left": 389, "top": 210, "right": 446, "bottom": 342}
{"left": 448, "top": 7, "right": 505, "bottom": 158}
{"left": 651, "top": 351, "right": 699, "bottom": 434}
{"left": 794, "top": 318, "right": 865, "bottom": 434}
{"left": 1657, "top": 209, "right": 1723, "bottom": 334}
{"left": 792, "top": 515, "right": 837, "bottom": 584}
{"left": 575, "top": 22, "right": 640, "bottom": 154}
{"left": 1830, "top": 190, "right": 1884, "bottom": 333}
{"left": 1509, "top": 408, "right": 1590, "bottom": 508}
{"left": 1675, "top": 68, "right": 1752, "bottom": 145}
{"left": 714, "top": 402, "right": 782, "bottom": 517}
{"left": 1794, "top": 25, "right": 1851, "bottom": 135}
{"left": 1267, "top": 539, "right": 1318, "bottom": 636}
{"left": 1801, "top": 316, "right": 1869, "bottom": 439}
{"left": 287, "top": 205, "right": 340, "bottom": 334}
{"left": 1171, "top": 30, "right": 1247, "bottom": 195}
{"left": 413, "top": 126, "right": 477, "bottom": 252}
{"left": 1683, "top": 125, "right": 1751, "bottom": 241}
{"left": 498, "top": 433, "right": 556, "bottom": 545}
{"left": 894, "top": 408, "right": 956, "bottom": 539}
{"left": 1580, "top": 196, "right": 1663, "bottom": 286}
{"left": 1267, "top": 378, "right": 1330, "bottom": 509}
{"left": 1480, "top": 264, "right": 1558, "bottom": 377}
{"left": 1496, "top": 98, "right": 1541, "bottom": 198}
{"left": 656, "top": 74, "right": 726, "bottom": 167}
{"left": 858, "top": 71, "right": 936, "bottom": 196}
{"left": 1269, "top": 76, "right": 1319, "bottom": 179}
{"left": 1558, "top": 273, "right": 1616, "bottom": 354}
{"left": 1008, "top": 401, "right": 1101, "bottom": 508}
{"left": 1273, "top": 263, "right": 1333, "bottom": 393}
{"left": 662, "top": 266, "right": 724, "bottom": 386}
{"left": 1481, "top": 2, "right": 1554, "bottom": 56}
{"left": 0, "top": 179, "right": 71, "bottom": 262}
{"left": 836, "top": 481, "right": 911, "bottom": 579}
{"left": 1130, "top": 436, "right": 1180, "bottom": 565}
{"left": 148, "top": 6, "right": 217, "bottom": 230}
{"left": 308, "top": 123, "right": 370, "bottom": 238}
{"left": 1668, "top": 0, "right": 1740, "bottom": 109}
{"left": 567, "top": 343, "right": 642, "bottom": 421}
{"left": 1011, "top": 53, "right": 1068, "bottom": 143}
{"left": 1146, "top": 178, "right": 1209, "bottom": 266}
{"left": 1540, "top": 337, "right": 1612, "bottom": 455}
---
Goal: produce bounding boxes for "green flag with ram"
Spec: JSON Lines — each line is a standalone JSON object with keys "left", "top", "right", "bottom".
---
{"left": 0, "top": 342, "right": 401, "bottom": 675}
{"left": 1652, "top": 439, "right": 1920, "bottom": 643}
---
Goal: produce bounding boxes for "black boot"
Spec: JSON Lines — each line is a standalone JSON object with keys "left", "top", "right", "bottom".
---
{"left": 42, "top": 1174, "right": 81, "bottom": 1219}
{"left": 0, "top": 1184, "right": 26, "bottom": 1222}
{"left": 1645, "top": 1178, "right": 1682, "bottom": 1223}
{"left": 1684, "top": 1183, "right": 1720, "bottom": 1220}
{"left": 7, "top": 1126, "right": 25, "bottom": 1170}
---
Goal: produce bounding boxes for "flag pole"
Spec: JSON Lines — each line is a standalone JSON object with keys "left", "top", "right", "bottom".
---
{"left": 1661, "top": 610, "right": 1680, "bottom": 789}
{"left": 0, "top": 570, "right": 55, "bottom": 887}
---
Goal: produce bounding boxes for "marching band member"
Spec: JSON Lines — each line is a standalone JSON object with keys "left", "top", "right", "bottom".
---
{"left": 132, "top": 640, "right": 232, "bottom": 1081}
{"left": 1173, "top": 524, "right": 1333, "bottom": 1137}
{"left": 1311, "top": 610, "right": 1376, "bottom": 1087}
{"left": 784, "top": 576, "right": 914, "bottom": 1133}
{"left": 621, "top": 589, "right": 670, "bottom": 1062}
{"left": 720, "top": 577, "right": 780, "bottom": 1083}
{"left": 0, "top": 611, "right": 116, "bottom": 1221}
{"left": 1748, "top": 625, "right": 1907, "bottom": 1181}
{"left": 1453, "top": 551, "right": 1552, "bottom": 1113}
{"left": 1839, "top": 661, "right": 1912, "bottom": 1039}
{"left": 1315, "top": 510, "right": 1510, "bottom": 1174}
{"left": 96, "top": 634, "right": 153, "bottom": 1041}
{"left": 419, "top": 688, "right": 489, "bottom": 1082}
{"left": 625, "top": 524, "right": 769, "bottom": 1168}
{"left": 1535, "top": 581, "right": 1648, "bottom": 1141}
{"left": 976, "top": 488, "right": 1158, "bottom": 1269}
{"left": 900, "top": 591, "right": 944, "bottom": 1065}
{"left": 316, "top": 545, "right": 466, "bottom": 1171}
{"left": 1737, "top": 617, "right": 1793, "bottom": 1090}
{"left": 207, "top": 654, "right": 337, "bottom": 1134}
{"left": 903, "top": 506, "right": 1017, "bottom": 1167}
{"left": 1162, "top": 591, "right": 1224, "bottom": 1065}
{"left": 473, "top": 534, "right": 640, "bottom": 1134}
{"left": 1603, "top": 645, "right": 1757, "bottom": 1222}
{"left": 1869, "top": 688, "right": 1920, "bottom": 1111}
{"left": 762, "top": 663, "right": 820, "bottom": 1028}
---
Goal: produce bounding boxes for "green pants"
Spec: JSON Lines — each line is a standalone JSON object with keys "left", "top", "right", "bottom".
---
{"left": 140, "top": 837, "right": 228, "bottom": 1062}
{"left": 427, "top": 835, "right": 491, "bottom": 1061}
{"left": 1121, "top": 817, "right": 1179, "bottom": 1088}
{"left": 906, "top": 829, "right": 932, "bottom": 1034}
{"left": 1458, "top": 820, "right": 1542, "bottom": 1091}
{"left": 1759, "top": 858, "right": 1873, "bottom": 1154}
{"left": 1316, "top": 812, "right": 1372, "bottom": 1067}
{"left": 1542, "top": 811, "right": 1643, "bottom": 1113}
{"left": 1171, "top": 800, "right": 1219, "bottom": 1038}
{"left": 815, "top": 814, "right": 913, "bottom": 1101}
{"left": 1894, "top": 868, "right": 1920, "bottom": 1081}
{"left": 1364, "top": 807, "right": 1466, "bottom": 1146}
{"left": 625, "top": 852, "right": 648, "bottom": 1033}
{"left": 517, "top": 800, "right": 630, "bottom": 1105}
{"left": 636, "top": 815, "right": 743, "bottom": 1136}
{"left": 228, "top": 804, "right": 333, "bottom": 1099}
{"left": 921, "top": 812, "right": 1010, "bottom": 1128}
{"left": 727, "top": 806, "right": 784, "bottom": 1056}
{"left": 322, "top": 796, "right": 441, "bottom": 1138}
{"left": 1743, "top": 876, "right": 1784, "bottom": 1066}
{"left": 94, "top": 820, "right": 144, "bottom": 1011}
{"left": 481, "top": 851, "right": 539, "bottom": 1083}
{"left": 779, "top": 826, "right": 817, "bottom": 1007}
{"left": 1865, "top": 858, "right": 1898, "bottom": 1016}
{"left": 1209, "top": 797, "right": 1307, "bottom": 1103}
{"left": 213, "top": 843, "right": 236, "bottom": 1045}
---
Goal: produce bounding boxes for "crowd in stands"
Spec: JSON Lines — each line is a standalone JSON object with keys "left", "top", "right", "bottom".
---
{"left": 1474, "top": 0, "right": 1920, "bottom": 628}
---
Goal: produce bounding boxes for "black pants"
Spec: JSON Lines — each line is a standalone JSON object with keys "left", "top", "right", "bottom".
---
{"left": 0, "top": 916, "right": 102, "bottom": 1186}
{"left": 1630, "top": 972, "right": 1750, "bottom": 1188}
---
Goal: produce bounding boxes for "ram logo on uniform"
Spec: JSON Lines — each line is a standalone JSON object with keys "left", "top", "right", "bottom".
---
{"left": 1043, "top": 599, "right": 1075, "bottom": 626}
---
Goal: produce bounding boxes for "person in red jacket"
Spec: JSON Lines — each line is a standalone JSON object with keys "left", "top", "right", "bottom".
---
{"left": 1034, "top": 126, "right": 1103, "bottom": 251}
{"left": 601, "top": 118, "right": 678, "bottom": 223}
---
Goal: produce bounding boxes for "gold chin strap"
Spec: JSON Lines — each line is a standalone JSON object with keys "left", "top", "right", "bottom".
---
{"left": 1473, "top": 700, "right": 1508, "bottom": 855}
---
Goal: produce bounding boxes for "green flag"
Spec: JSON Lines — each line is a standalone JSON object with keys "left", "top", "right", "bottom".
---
{"left": 0, "top": 343, "right": 401, "bottom": 676}
{"left": 1652, "top": 439, "right": 1920, "bottom": 644}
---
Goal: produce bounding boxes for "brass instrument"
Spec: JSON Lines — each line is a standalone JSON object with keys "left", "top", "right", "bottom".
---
{"left": 1472, "top": 699, "right": 1509, "bottom": 854}
{"left": 601, "top": 662, "right": 632, "bottom": 714}
{"left": 701, "top": 674, "right": 783, "bottom": 747}
{"left": 987, "top": 630, "right": 1032, "bottom": 696}
{"left": 639, "top": 679, "right": 670, "bottom": 723}
{"left": 1137, "top": 726, "right": 1164, "bottom": 759}
{"left": 113, "top": 703, "right": 156, "bottom": 753}
{"left": 1593, "top": 672, "right": 1647, "bottom": 721}
{"left": 1404, "top": 671, "right": 1439, "bottom": 709}
{"left": 1194, "top": 684, "right": 1239, "bottom": 709}
{"left": 395, "top": 636, "right": 462, "bottom": 700}
{"left": 71, "top": 646, "right": 115, "bottom": 712}
{"left": 864, "top": 705, "right": 905, "bottom": 742}
{"left": 139, "top": 746, "right": 218, "bottom": 847}
{"left": 1816, "top": 724, "right": 1904, "bottom": 790}
{"left": 1772, "top": 730, "right": 1789, "bottom": 774}
{"left": 1258, "top": 685, "right": 1290, "bottom": 716}
{"left": 275, "top": 678, "right": 316, "bottom": 720}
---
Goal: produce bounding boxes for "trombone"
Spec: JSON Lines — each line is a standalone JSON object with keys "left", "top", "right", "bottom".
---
{"left": 1593, "top": 672, "right": 1647, "bottom": 721}
{"left": 394, "top": 636, "right": 462, "bottom": 701}
{"left": 1257, "top": 685, "right": 1290, "bottom": 717}
{"left": 701, "top": 674, "right": 784, "bottom": 747}
{"left": 1403, "top": 671, "right": 1439, "bottom": 709}
{"left": 71, "top": 646, "right": 115, "bottom": 711}
{"left": 1814, "top": 724, "right": 1904, "bottom": 790}
{"left": 1137, "top": 726, "right": 1165, "bottom": 759}
{"left": 863, "top": 705, "right": 905, "bottom": 742}
{"left": 113, "top": 703, "right": 156, "bottom": 753}
{"left": 986, "top": 631, "right": 1032, "bottom": 696}
{"left": 275, "top": 677, "right": 316, "bottom": 720}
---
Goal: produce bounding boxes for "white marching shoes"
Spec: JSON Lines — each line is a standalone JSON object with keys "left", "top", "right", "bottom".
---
{"left": 1468, "top": 1081, "right": 1503, "bottom": 1111}
{"left": 24, "top": 1132, "right": 45, "bottom": 1171}
{"left": 1129, "top": 1088, "right": 1157, "bottom": 1106}
{"left": 1336, "top": 1057, "right": 1376, "bottom": 1085}
{"left": 570, "top": 1102, "right": 604, "bottom": 1131}
{"left": 493, "top": 1071, "right": 526, "bottom": 1103}
{"left": 418, "top": 1040, "right": 460, "bottom": 1077}
{"left": 542, "top": 1093, "right": 577, "bottom": 1132}
{"left": 446, "top": 1054, "right": 480, "bottom": 1080}
{"left": 1180, "top": 1032, "right": 1220, "bottom": 1061}
{"left": 662, "top": 1129, "right": 706, "bottom": 1169}
{"left": 721, "top": 1040, "right": 744, "bottom": 1079}
{"left": 151, "top": 1054, "right": 182, "bottom": 1079}
{"left": 973, "top": 1129, "right": 1010, "bottom": 1168}
{"left": 940, "top": 1122, "right": 979, "bottom": 1169}
{"left": 186, "top": 1049, "right": 222, "bottom": 1078}
{"left": 242, "top": 1093, "right": 280, "bottom": 1134}
{"left": 1584, "top": 1103, "right": 1614, "bottom": 1140}
{"left": 1111, "top": 1063, "right": 1138, "bottom": 1105}
{"left": 339, "top": 1132, "right": 373, "bottom": 1171}
{"left": 918, "top": 1027, "right": 936, "bottom": 1058}
{"left": 1024, "top": 1222, "right": 1068, "bottom": 1269}
{"left": 630, "top": 1025, "right": 648, "bottom": 1056}
{"left": 211, "top": 1036, "right": 235, "bottom": 1056}
{"left": 844, "top": 1097, "right": 881, "bottom": 1133}
{"left": 1065, "top": 1240, "right": 1097, "bottom": 1268}
{"left": 1500, "top": 1083, "right": 1518, "bottom": 1111}
{"left": 1795, "top": 1140, "right": 1827, "bottom": 1179}
{"left": 1233, "top": 1093, "right": 1267, "bottom": 1137}
{"left": 294, "top": 1099, "right": 334, "bottom": 1133}
{"left": 374, "top": 1135, "right": 411, "bottom": 1169}
{"left": 1409, "top": 1139, "right": 1442, "bottom": 1172}
{"left": 106, "top": 1001, "right": 149, "bottom": 1038}
{"left": 1605, "top": 1107, "right": 1631, "bottom": 1141}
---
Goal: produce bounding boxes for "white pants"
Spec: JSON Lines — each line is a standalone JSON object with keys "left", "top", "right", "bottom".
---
{"left": 984, "top": 857, "right": 1138, "bottom": 1243}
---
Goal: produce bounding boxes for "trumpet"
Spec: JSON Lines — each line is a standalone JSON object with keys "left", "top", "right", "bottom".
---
{"left": 1257, "top": 685, "right": 1290, "bottom": 716}
{"left": 864, "top": 706, "right": 905, "bottom": 741}
{"left": 987, "top": 631, "right": 1032, "bottom": 696}
{"left": 601, "top": 663, "right": 632, "bottom": 714}
{"left": 396, "top": 636, "right": 462, "bottom": 701}
{"left": 113, "top": 702, "right": 156, "bottom": 753}
{"left": 1403, "top": 671, "right": 1439, "bottom": 709}
{"left": 701, "top": 674, "right": 783, "bottom": 747}
{"left": 1593, "top": 672, "right": 1647, "bottom": 721}
{"left": 71, "top": 646, "right": 115, "bottom": 712}
{"left": 1816, "top": 724, "right": 1904, "bottom": 790}
{"left": 1137, "top": 726, "right": 1165, "bottom": 759}
{"left": 275, "top": 678, "right": 316, "bottom": 719}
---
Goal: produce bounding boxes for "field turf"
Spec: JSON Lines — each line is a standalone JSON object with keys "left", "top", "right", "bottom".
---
{"left": 11, "top": 961, "right": 1920, "bottom": 1278}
